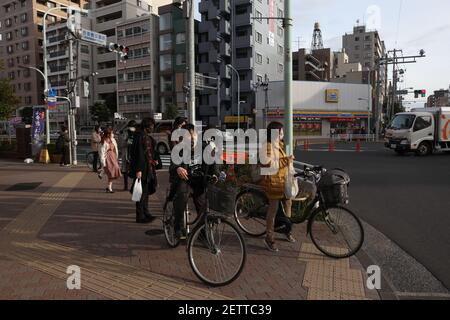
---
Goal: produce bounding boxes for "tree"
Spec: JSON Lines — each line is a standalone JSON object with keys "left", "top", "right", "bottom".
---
{"left": 0, "top": 61, "right": 20, "bottom": 120}
{"left": 90, "top": 101, "right": 111, "bottom": 123}
{"left": 164, "top": 104, "right": 179, "bottom": 120}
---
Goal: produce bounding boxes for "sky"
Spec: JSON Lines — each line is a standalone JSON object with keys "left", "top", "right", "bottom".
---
{"left": 195, "top": 0, "right": 450, "bottom": 108}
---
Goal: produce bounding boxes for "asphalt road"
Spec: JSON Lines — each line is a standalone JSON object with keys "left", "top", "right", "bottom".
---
{"left": 295, "top": 142, "right": 450, "bottom": 292}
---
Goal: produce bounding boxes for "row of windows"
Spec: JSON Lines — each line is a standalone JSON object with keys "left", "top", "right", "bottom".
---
{"left": 118, "top": 70, "right": 151, "bottom": 82}
{"left": 117, "top": 23, "right": 150, "bottom": 39}
{"left": 118, "top": 94, "right": 151, "bottom": 105}
{"left": 0, "top": 27, "right": 29, "bottom": 42}
{"left": 3, "top": 1, "right": 27, "bottom": 13}
{"left": 6, "top": 68, "right": 31, "bottom": 79}
{"left": 2, "top": 41, "right": 29, "bottom": 54}
{"left": 160, "top": 53, "right": 185, "bottom": 71}
{"left": 159, "top": 33, "right": 185, "bottom": 51}
{"left": 9, "top": 82, "right": 32, "bottom": 91}
{"left": 5, "top": 55, "right": 30, "bottom": 66}
{"left": 255, "top": 52, "right": 284, "bottom": 72}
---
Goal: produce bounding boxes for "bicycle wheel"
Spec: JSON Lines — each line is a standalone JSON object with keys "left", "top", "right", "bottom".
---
{"left": 234, "top": 190, "right": 268, "bottom": 237}
{"left": 309, "top": 206, "right": 364, "bottom": 259}
{"left": 163, "top": 200, "right": 180, "bottom": 248}
{"left": 188, "top": 217, "right": 246, "bottom": 287}
{"left": 86, "top": 152, "right": 94, "bottom": 170}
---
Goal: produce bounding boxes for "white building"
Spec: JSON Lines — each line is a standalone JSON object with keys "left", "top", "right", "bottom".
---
{"left": 256, "top": 81, "right": 372, "bottom": 138}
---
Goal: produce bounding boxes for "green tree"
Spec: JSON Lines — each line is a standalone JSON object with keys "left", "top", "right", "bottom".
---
{"left": 90, "top": 101, "right": 111, "bottom": 123}
{"left": 0, "top": 61, "right": 20, "bottom": 120}
{"left": 164, "top": 104, "right": 179, "bottom": 120}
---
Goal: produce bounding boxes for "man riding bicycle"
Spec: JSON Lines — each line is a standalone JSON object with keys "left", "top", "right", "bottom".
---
{"left": 169, "top": 124, "right": 218, "bottom": 239}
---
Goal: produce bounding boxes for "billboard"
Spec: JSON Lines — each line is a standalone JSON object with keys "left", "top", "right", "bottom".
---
{"left": 325, "top": 89, "right": 340, "bottom": 103}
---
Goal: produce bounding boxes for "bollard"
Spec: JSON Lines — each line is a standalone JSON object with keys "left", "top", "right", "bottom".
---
{"left": 355, "top": 139, "right": 361, "bottom": 153}
{"left": 304, "top": 140, "right": 309, "bottom": 152}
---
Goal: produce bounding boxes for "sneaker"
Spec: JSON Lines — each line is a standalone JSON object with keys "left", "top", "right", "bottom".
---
{"left": 264, "top": 238, "right": 279, "bottom": 252}
{"left": 285, "top": 233, "right": 297, "bottom": 243}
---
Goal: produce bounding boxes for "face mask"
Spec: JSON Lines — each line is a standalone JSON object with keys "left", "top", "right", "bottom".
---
{"left": 129, "top": 127, "right": 136, "bottom": 132}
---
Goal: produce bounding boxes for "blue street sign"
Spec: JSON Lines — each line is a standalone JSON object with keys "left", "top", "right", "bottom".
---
{"left": 48, "top": 88, "right": 57, "bottom": 98}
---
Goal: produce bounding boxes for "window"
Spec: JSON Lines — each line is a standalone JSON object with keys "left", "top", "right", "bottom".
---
{"left": 143, "top": 70, "right": 150, "bottom": 80}
{"left": 159, "top": 13, "right": 172, "bottom": 31}
{"left": 278, "top": 45, "right": 283, "bottom": 55}
{"left": 256, "top": 32, "right": 262, "bottom": 44}
{"left": 176, "top": 54, "right": 185, "bottom": 65}
{"left": 277, "top": 26, "right": 283, "bottom": 37}
{"left": 21, "top": 27, "right": 28, "bottom": 37}
{"left": 21, "top": 41, "right": 28, "bottom": 50}
{"left": 81, "top": 60, "right": 90, "bottom": 69}
{"left": 176, "top": 33, "right": 185, "bottom": 44}
{"left": 256, "top": 53, "right": 263, "bottom": 64}
{"left": 414, "top": 116, "right": 432, "bottom": 132}
{"left": 24, "top": 83, "right": 31, "bottom": 91}
{"left": 5, "top": 18, "right": 12, "bottom": 27}
{"left": 278, "top": 63, "right": 284, "bottom": 73}
{"left": 7, "top": 45, "right": 13, "bottom": 54}
{"left": 80, "top": 45, "right": 89, "bottom": 54}
{"left": 6, "top": 32, "right": 12, "bottom": 40}
{"left": 159, "top": 34, "right": 172, "bottom": 51}
{"left": 355, "top": 37, "right": 360, "bottom": 41}
{"left": 160, "top": 54, "right": 172, "bottom": 71}
{"left": 255, "top": 11, "right": 262, "bottom": 22}
{"left": 21, "top": 13, "right": 27, "bottom": 23}
{"left": 23, "top": 55, "right": 29, "bottom": 64}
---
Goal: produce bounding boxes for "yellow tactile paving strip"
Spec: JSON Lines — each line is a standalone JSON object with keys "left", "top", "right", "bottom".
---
{"left": 299, "top": 243, "right": 368, "bottom": 300}
{"left": 0, "top": 172, "right": 228, "bottom": 300}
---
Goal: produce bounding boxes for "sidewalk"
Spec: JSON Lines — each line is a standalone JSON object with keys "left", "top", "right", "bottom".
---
{"left": 0, "top": 160, "right": 380, "bottom": 300}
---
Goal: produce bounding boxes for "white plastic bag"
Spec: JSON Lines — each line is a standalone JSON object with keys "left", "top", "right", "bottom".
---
{"left": 285, "top": 164, "right": 299, "bottom": 200}
{"left": 132, "top": 179, "right": 143, "bottom": 202}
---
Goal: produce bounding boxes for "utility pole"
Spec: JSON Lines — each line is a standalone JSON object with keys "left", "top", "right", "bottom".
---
{"left": 284, "top": 0, "right": 293, "bottom": 155}
{"left": 186, "top": 0, "right": 196, "bottom": 124}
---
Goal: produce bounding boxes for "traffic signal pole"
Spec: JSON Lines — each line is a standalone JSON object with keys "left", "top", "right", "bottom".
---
{"left": 186, "top": 0, "right": 196, "bottom": 124}
{"left": 284, "top": 0, "right": 294, "bottom": 155}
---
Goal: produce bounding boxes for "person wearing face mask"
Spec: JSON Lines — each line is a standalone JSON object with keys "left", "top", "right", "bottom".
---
{"left": 260, "top": 122, "right": 295, "bottom": 252}
{"left": 121, "top": 120, "right": 138, "bottom": 191}
{"left": 129, "top": 118, "right": 162, "bottom": 224}
{"left": 100, "top": 127, "right": 121, "bottom": 194}
{"left": 169, "top": 123, "right": 217, "bottom": 239}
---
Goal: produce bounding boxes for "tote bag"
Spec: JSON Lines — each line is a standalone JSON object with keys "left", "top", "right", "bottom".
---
{"left": 132, "top": 178, "right": 143, "bottom": 202}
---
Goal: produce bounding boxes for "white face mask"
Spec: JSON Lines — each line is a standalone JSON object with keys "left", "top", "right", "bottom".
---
{"left": 129, "top": 127, "right": 136, "bottom": 132}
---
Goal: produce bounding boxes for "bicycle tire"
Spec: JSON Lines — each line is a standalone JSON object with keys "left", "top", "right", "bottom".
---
{"left": 234, "top": 189, "right": 268, "bottom": 237}
{"left": 309, "top": 205, "right": 364, "bottom": 259}
{"left": 163, "top": 200, "right": 181, "bottom": 248}
{"left": 187, "top": 218, "right": 246, "bottom": 287}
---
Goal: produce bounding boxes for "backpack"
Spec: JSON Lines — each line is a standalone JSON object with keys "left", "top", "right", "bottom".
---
{"left": 56, "top": 135, "right": 65, "bottom": 153}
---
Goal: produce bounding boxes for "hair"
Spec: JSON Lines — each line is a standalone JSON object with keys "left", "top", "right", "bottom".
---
{"left": 266, "top": 121, "right": 284, "bottom": 142}
{"left": 101, "top": 127, "right": 113, "bottom": 144}
{"left": 94, "top": 125, "right": 100, "bottom": 133}
{"left": 141, "top": 117, "right": 155, "bottom": 132}
{"left": 173, "top": 117, "right": 187, "bottom": 130}
{"left": 183, "top": 123, "right": 196, "bottom": 133}
{"left": 127, "top": 120, "right": 137, "bottom": 128}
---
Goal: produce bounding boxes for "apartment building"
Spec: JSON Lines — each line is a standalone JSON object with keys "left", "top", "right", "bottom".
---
{"left": 116, "top": 14, "right": 158, "bottom": 120}
{"left": 0, "top": 0, "right": 87, "bottom": 110}
{"left": 293, "top": 48, "right": 334, "bottom": 82}
{"left": 158, "top": 2, "right": 197, "bottom": 116}
{"left": 198, "top": 0, "right": 285, "bottom": 127}
{"left": 45, "top": 17, "right": 94, "bottom": 128}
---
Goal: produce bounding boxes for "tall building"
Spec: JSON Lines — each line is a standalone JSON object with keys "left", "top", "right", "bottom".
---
{"left": 198, "top": 0, "right": 285, "bottom": 127}
{"left": 426, "top": 88, "right": 450, "bottom": 108}
{"left": 116, "top": 14, "right": 158, "bottom": 120}
{"left": 45, "top": 16, "right": 94, "bottom": 129}
{"left": 0, "top": 0, "right": 87, "bottom": 110}
{"left": 158, "top": 2, "right": 196, "bottom": 117}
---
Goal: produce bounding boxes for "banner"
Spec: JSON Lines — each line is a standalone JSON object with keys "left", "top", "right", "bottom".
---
{"left": 31, "top": 107, "right": 46, "bottom": 156}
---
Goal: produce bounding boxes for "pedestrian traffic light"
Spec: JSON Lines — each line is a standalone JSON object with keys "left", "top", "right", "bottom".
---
{"left": 421, "top": 89, "right": 426, "bottom": 98}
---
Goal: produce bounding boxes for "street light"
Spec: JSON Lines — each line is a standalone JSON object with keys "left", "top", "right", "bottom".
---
{"left": 227, "top": 64, "right": 241, "bottom": 130}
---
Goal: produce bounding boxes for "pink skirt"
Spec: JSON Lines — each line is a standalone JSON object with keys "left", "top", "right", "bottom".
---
{"left": 104, "top": 150, "right": 122, "bottom": 180}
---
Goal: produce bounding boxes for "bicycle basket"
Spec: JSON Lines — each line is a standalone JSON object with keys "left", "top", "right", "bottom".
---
{"left": 317, "top": 169, "right": 350, "bottom": 206}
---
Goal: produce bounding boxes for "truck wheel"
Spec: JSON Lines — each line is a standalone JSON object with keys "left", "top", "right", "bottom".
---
{"left": 157, "top": 143, "right": 169, "bottom": 155}
{"left": 416, "top": 142, "right": 431, "bottom": 157}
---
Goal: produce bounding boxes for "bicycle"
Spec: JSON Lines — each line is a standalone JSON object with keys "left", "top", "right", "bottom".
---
{"left": 234, "top": 165, "right": 364, "bottom": 259}
{"left": 163, "top": 172, "right": 247, "bottom": 287}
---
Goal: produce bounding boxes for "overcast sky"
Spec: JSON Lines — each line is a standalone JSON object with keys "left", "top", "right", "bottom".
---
{"left": 195, "top": 0, "right": 450, "bottom": 108}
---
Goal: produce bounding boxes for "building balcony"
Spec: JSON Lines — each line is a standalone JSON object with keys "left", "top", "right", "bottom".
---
{"left": 235, "top": 35, "right": 253, "bottom": 48}
{"left": 220, "top": 42, "right": 231, "bottom": 57}
{"left": 220, "top": 19, "right": 231, "bottom": 36}
{"left": 235, "top": 57, "right": 253, "bottom": 70}
{"left": 219, "top": 0, "right": 231, "bottom": 15}
{"left": 235, "top": 13, "right": 253, "bottom": 26}
{"left": 208, "top": 29, "right": 222, "bottom": 42}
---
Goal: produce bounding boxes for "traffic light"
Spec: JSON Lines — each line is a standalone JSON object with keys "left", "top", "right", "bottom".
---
{"left": 108, "top": 43, "right": 129, "bottom": 62}
{"left": 414, "top": 89, "right": 427, "bottom": 98}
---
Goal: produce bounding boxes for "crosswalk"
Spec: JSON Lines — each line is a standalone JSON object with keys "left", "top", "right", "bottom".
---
{"left": 160, "top": 155, "right": 171, "bottom": 168}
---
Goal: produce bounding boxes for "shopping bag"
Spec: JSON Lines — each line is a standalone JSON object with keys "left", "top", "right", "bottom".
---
{"left": 285, "top": 164, "right": 299, "bottom": 200}
{"left": 132, "top": 178, "right": 143, "bottom": 202}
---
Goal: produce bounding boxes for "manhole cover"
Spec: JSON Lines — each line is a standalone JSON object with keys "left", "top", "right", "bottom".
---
{"left": 6, "top": 182, "right": 42, "bottom": 191}
{"left": 145, "top": 230, "right": 164, "bottom": 237}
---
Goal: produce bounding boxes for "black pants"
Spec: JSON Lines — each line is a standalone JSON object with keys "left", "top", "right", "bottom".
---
{"left": 60, "top": 146, "right": 69, "bottom": 165}
{"left": 173, "top": 180, "right": 206, "bottom": 232}
{"left": 92, "top": 152, "right": 99, "bottom": 172}
{"left": 136, "top": 181, "right": 152, "bottom": 220}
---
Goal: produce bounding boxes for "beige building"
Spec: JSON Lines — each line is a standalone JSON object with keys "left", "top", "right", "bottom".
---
{"left": 0, "top": 0, "right": 87, "bottom": 110}
{"left": 333, "top": 50, "right": 362, "bottom": 79}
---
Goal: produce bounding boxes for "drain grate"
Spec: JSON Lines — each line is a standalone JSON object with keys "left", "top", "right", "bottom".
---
{"left": 6, "top": 182, "right": 42, "bottom": 191}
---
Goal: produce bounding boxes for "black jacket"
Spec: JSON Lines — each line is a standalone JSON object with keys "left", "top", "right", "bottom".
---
{"left": 129, "top": 131, "right": 162, "bottom": 183}
{"left": 169, "top": 141, "right": 218, "bottom": 186}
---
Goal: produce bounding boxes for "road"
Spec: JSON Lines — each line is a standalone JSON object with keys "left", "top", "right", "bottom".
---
{"left": 295, "top": 142, "right": 450, "bottom": 293}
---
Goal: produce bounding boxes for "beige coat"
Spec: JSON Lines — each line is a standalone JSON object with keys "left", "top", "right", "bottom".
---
{"left": 259, "top": 142, "right": 290, "bottom": 200}
{"left": 91, "top": 131, "right": 102, "bottom": 152}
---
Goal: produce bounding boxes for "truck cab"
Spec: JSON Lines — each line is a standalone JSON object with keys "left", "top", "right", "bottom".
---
{"left": 385, "top": 111, "right": 435, "bottom": 156}
{"left": 385, "top": 107, "right": 450, "bottom": 156}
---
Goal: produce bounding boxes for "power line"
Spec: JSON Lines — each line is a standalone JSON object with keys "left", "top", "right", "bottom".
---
{"left": 395, "top": 0, "right": 404, "bottom": 46}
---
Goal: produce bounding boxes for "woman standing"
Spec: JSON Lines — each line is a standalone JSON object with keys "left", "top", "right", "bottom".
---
{"left": 259, "top": 122, "right": 295, "bottom": 252}
{"left": 100, "top": 127, "right": 121, "bottom": 193}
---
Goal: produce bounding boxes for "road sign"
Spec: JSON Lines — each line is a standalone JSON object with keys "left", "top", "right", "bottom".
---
{"left": 81, "top": 29, "right": 107, "bottom": 47}
{"left": 48, "top": 88, "right": 57, "bottom": 98}
{"left": 47, "top": 97, "right": 57, "bottom": 109}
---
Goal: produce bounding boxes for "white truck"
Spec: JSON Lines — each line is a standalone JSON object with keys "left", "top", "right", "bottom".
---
{"left": 385, "top": 107, "right": 450, "bottom": 156}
